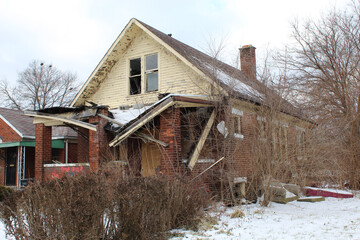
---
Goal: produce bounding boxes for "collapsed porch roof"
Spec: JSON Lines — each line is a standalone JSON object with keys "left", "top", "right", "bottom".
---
{"left": 24, "top": 108, "right": 100, "bottom": 131}
{"left": 109, "top": 94, "right": 217, "bottom": 147}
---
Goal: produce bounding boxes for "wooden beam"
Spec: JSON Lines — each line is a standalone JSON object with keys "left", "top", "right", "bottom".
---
{"left": 191, "top": 157, "right": 224, "bottom": 181}
{"left": 188, "top": 110, "right": 216, "bottom": 170}
{"left": 25, "top": 111, "right": 97, "bottom": 131}
{"left": 33, "top": 118, "right": 64, "bottom": 126}
{"left": 174, "top": 102, "right": 213, "bottom": 108}
{"left": 136, "top": 132, "right": 168, "bottom": 147}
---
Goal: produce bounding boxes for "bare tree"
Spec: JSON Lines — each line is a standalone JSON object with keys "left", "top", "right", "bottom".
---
{"left": 282, "top": 0, "right": 360, "bottom": 188}
{"left": 0, "top": 60, "right": 79, "bottom": 110}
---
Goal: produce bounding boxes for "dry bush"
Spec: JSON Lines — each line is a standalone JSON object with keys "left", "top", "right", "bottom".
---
{"left": 1, "top": 174, "right": 108, "bottom": 240}
{"left": 107, "top": 176, "right": 209, "bottom": 239}
{"left": 0, "top": 174, "right": 209, "bottom": 240}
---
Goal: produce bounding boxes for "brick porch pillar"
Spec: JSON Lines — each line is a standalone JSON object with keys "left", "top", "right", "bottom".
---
{"left": 159, "top": 107, "right": 182, "bottom": 176}
{"left": 35, "top": 124, "right": 52, "bottom": 181}
{"left": 88, "top": 108, "right": 108, "bottom": 173}
{"left": 77, "top": 127, "right": 89, "bottom": 163}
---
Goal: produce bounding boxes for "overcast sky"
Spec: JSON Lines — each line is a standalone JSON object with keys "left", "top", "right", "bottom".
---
{"left": 0, "top": 0, "right": 349, "bottom": 85}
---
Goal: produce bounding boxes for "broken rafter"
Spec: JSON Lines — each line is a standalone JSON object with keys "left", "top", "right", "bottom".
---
{"left": 188, "top": 109, "right": 216, "bottom": 170}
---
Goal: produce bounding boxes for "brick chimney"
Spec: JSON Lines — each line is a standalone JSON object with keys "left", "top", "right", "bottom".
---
{"left": 240, "top": 45, "right": 256, "bottom": 80}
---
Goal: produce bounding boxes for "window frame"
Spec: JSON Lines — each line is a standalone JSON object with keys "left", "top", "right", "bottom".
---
{"left": 145, "top": 53, "right": 159, "bottom": 92}
{"left": 129, "top": 57, "right": 142, "bottom": 95}
{"left": 128, "top": 53, "right": 159, "bottom": 96}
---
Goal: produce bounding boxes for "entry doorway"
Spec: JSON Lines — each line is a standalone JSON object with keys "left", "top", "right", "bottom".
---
{"left": 6, "top": 147, "right": 17, "bottom": 186}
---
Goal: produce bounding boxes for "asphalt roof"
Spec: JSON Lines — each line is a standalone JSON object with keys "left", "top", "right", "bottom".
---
{"left": 136, "top": 19, "right": 303, "bottom": 118}
{"left": 0, "top": 108, "right": 77, "bottom": 138}
{"left": 0, "top": 107, "right": 35, "bottom": 137}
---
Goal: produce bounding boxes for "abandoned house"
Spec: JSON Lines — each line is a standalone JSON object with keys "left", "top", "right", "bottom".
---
{"left": 0, "top": 107, "right": 78, "bottom": 187}
{"left": 24, "top": 18, "right": 311, "bottom": 193}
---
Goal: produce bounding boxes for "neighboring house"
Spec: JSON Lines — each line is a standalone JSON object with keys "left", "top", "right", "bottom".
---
{"left": 0, "top": 108, "right": 78, "bottom": 187}
{"left": 26, "top": 18, "right": 311, "bottom": 194}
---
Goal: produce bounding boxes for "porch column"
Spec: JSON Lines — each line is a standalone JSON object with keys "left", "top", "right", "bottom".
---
{"left": 88, "top": 108, "right": 108, "bottom": 173}
{"left": 35, "top": 124, "right": 52, "bottom": 181}
{"left": 159, "top": 106, "right": 182, "bottom": 176}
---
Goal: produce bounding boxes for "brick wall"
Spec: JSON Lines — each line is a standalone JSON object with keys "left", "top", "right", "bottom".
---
{"left": 43, "top": 163, "right": 90, "bottom": 180}
{"left": 0, "top": 118, "right": 22, "bottom": 142}
{"left": 159, "top": 107, "right": 183, "bottom": 176}
{"left": 240, "top": 45, "right": 256, "bottom": 80}
{"left": 35, "top": 124, "right": 52, "bottom": 181}
{"left": 67, "top": 142, "right": 78, "bottom": 163}
{"left": 25, "top": 147, "right": 35, "bottom": 179}
{"left": 88, "top": 108, "right": 108, "bottom": 172}
{"left": 77, "top": 127, "right": 89, "bottom": 163}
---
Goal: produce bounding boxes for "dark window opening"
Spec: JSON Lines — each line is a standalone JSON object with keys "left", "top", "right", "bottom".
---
{"left": 130, "top": 76, "right": 141, "bottom": 95}
{"left": 130, "top": 58, "right": 141, "bottom": 95}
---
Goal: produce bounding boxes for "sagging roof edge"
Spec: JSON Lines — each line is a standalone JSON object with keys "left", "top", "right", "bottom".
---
{"left": 24, "top": 111, "right": 98, "bottom": 132}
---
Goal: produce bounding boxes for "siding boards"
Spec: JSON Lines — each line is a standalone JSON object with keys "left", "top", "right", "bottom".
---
{"left": 89, "top": 30, "right": 209, "bottom": 108}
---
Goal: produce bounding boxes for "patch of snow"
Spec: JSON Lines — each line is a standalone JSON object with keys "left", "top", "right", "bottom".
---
{"left": 285, "top": 190, "right": 296, "bottom": 198}
{"left": 0, "top": 221, "right": 9, "bottom": 240}
{"left": 171, "top": 193, "right": 360, "bottom": 239}
{"left": 231, "top": 108, "right": 243, "bottom": 116}
{"left": 110, "top": 93, "right": 209, "bottom": 127}
{"left": 212, "top": 67, "right": 263, "bottom": 99}
{"left": 234, "top": 133, "right": 244, "bottom": 139}
{"left": 110, "top": 106, "right": 151, "bottom": 126}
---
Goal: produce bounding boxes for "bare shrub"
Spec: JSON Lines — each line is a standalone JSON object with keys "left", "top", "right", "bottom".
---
{"left": 106, "top": 176, "right": 209, "bottom": 239}
{"left": 1, "top": 174, "right": 108, "bottom": 240}
{"left": 0, "top": 174, "right": 209, "bottom": 240}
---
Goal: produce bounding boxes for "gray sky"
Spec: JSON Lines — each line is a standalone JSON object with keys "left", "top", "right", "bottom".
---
{"left": 0, "top": 0, "right": 348, "bottom": 85}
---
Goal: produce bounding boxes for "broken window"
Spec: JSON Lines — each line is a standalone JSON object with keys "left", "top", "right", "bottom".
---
{"left": 145, "top": 54, "right": 158, "bottom": 92}
{"left": 129, "top": 58, "right": 141, "bottom": 95}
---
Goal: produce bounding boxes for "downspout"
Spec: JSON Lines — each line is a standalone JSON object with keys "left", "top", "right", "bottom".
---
{"left": 16, "top": 147, "right": 21, "bottom": 189}
{"left": 65, "top": 139, "right": 69, "bottom": 164}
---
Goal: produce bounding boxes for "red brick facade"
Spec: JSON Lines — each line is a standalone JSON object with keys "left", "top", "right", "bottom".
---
{"left": 77, "top": 127, "right": 89, "bottom": 163}
{"left": 35, "top": 124, "right": 52, "bottom": 181}
{"left": 0, "top": 118, "right": 22, "bottom": 142}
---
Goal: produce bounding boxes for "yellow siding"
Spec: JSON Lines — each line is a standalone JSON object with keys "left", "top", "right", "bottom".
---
{"left": 88, "top": 30, "right": 210, "bottom": 108}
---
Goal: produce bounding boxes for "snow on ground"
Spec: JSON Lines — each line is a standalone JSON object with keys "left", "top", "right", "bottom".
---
{"left": 171, "top": 193, "right": 360, "bottom": 239}
{"left": 1, "top": 193, "right": 359, "bottom": 239}
{"left": 0, "top": 221, "right": 7, "bottom": 240}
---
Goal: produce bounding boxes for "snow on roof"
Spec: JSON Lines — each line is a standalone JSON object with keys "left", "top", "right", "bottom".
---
{"left": 200, "top": 61, "right": 264, "bottom": 100}
{"left": 109, "top": 94, "right": 209, "bottom": 128}
{"left": 110, "top": 105, "right": 151, "bottom": 126}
